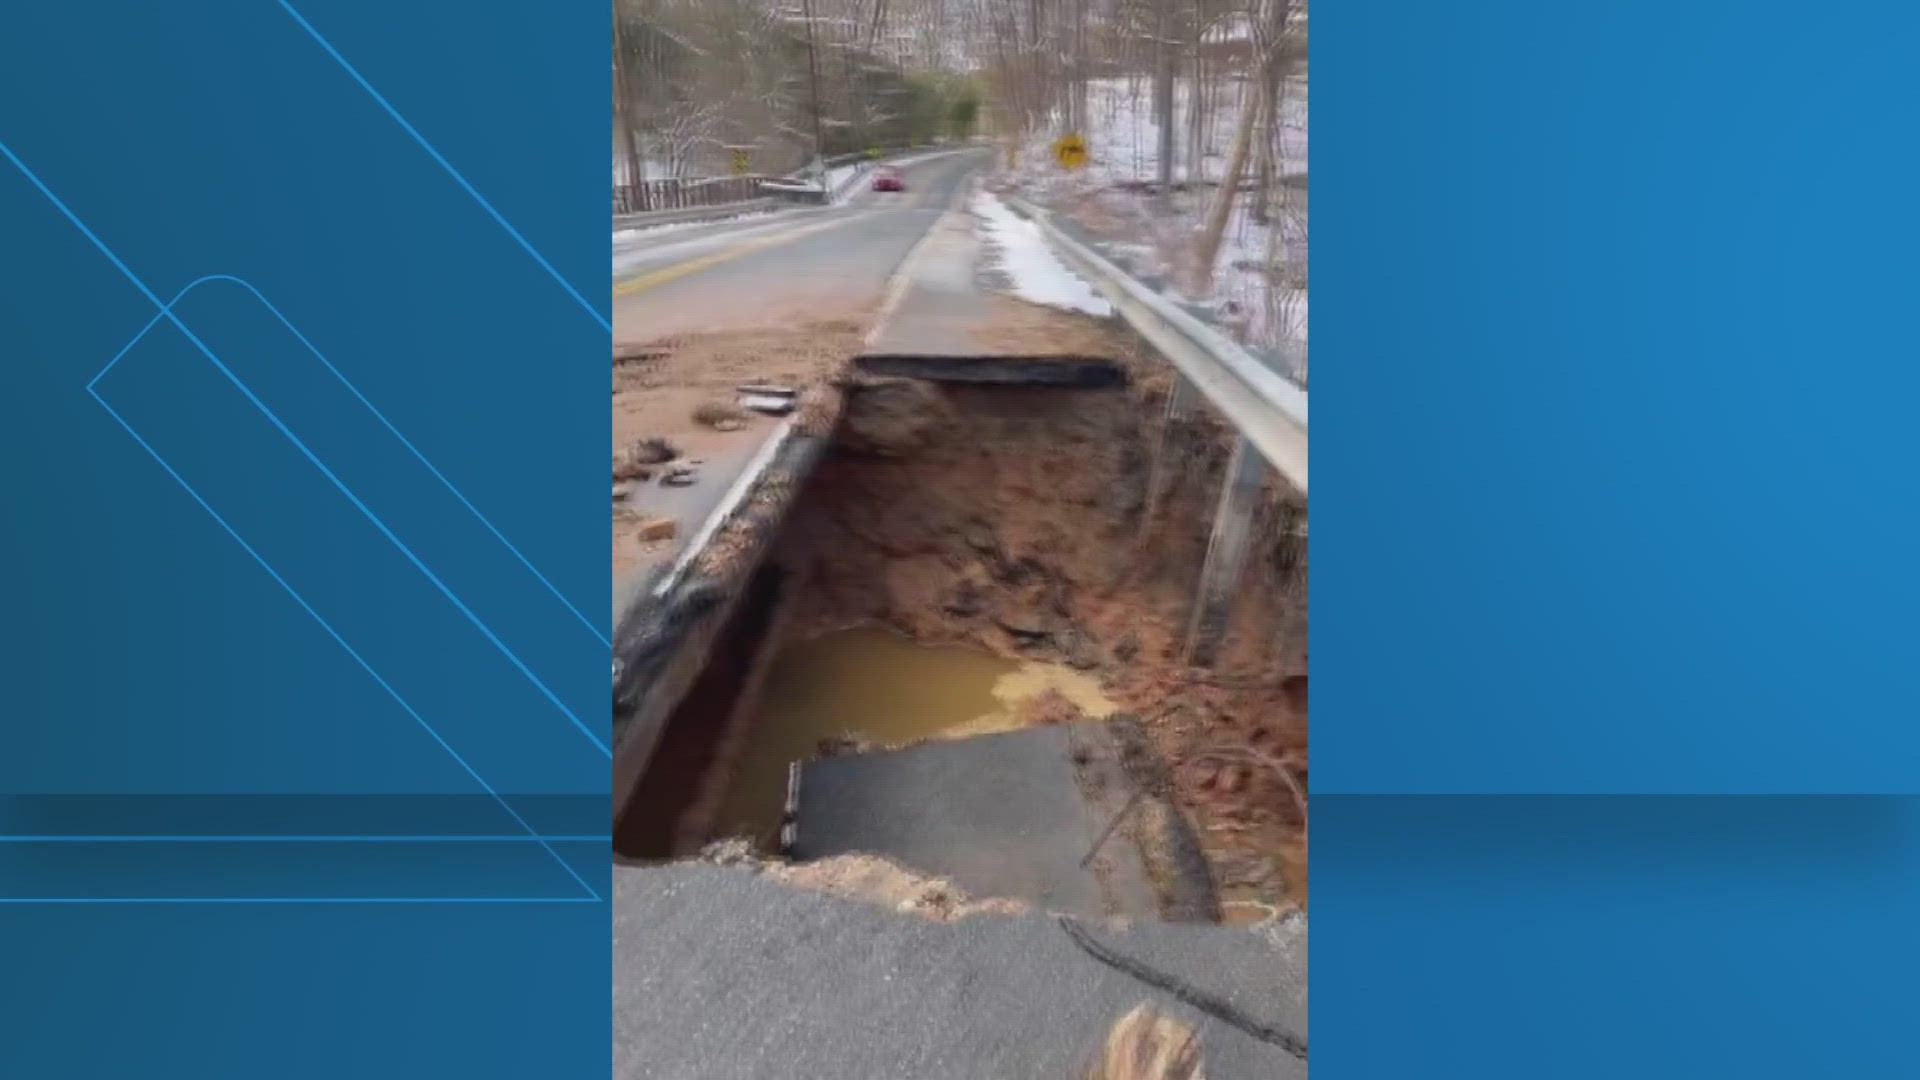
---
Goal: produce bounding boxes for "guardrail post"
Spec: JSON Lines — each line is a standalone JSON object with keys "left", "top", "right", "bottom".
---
{"left": 1185, "top": 433, "right": 1270, "bottom": 667}
{"left": 1134, "top": 374, "right": 1200, "bottom": 545}
{"left": 1165, "top": 373, "right": 1196, "bottom": 421}
{"left": 1275, "top": 502, "right": 1309, "bottom": 671}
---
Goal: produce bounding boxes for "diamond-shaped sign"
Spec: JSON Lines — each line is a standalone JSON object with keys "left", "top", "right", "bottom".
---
{"left": 1052, "top": 133, "right": 1089, "bottom": 171}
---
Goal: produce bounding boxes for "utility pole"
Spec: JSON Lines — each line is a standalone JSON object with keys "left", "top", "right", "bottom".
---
{"left": 800, "top": 0, "right": 827, "bottom": 184}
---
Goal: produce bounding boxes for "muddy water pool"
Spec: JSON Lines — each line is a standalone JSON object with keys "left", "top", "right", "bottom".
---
{"left": 711, "top": 625, "right": 1115, "bottom": 841}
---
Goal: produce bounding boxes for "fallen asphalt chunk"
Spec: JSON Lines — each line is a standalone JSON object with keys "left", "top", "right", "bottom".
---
{"left": 736, "top": 382, "right": 799, "bottom": 398}
{"left": 739, "top": 393, "right": 798, "bottom": 416}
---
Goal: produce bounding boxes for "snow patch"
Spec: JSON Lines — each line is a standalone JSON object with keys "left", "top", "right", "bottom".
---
{"left": 612, "top": 210, "right": 773, "bottom": 243}
{"left": 970, "top": 192, "right": 1113, "bottom": 318}
{"left": 997, "top": 74, "right": 1307, "bottom": 380}
{"left": 826, "top": 163, "right": 861, "bottom": 189}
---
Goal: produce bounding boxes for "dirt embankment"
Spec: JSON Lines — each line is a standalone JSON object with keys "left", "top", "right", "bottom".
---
{"left": 772, "top": 314, "right": 1309, "bottom": 908}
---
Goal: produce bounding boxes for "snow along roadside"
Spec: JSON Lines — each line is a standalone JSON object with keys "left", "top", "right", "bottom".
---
{"left": 970, "top": 190, "right": 1114, "bottom": 318}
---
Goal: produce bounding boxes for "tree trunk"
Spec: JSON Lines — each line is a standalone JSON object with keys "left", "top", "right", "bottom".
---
{"left": 1154, "top": 0, "right": 1176, "bottom": 202}
{"left": 1193, "top": 70, "right": 1265, "bottom": 290}
{"left": 1252, "top": 44, "right": 1284, "bottom": 223}
{"left": 611, "top": 5, "right": 648, "bottom": 209}
{"left": 1187, "top": 37, "right": 1205, "bottom": 194}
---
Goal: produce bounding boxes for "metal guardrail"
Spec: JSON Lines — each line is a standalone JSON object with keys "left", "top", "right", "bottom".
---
{"left": 1008, "top": 197, "right": 1308, "bottom": 495}
{"left": 613, "top": 174, "right": 772, "bottom": 215}
{"left": 612, "top": 198, "right": 778, "bottom": 232}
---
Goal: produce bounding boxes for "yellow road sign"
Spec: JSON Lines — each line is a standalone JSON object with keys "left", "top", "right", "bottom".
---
{"left": 1052, "top": 133, "right": 1089, "bottom": 171}
{"left": 730, "top": 148, "right": 752, "bottom": 175}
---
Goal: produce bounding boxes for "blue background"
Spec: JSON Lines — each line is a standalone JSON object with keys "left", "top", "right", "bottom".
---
{"left": 1321, "top": 0, "right": 1920, "bottom": 793}
{"left": 1318, "top": 0, "right": 1920, "bottom": 1076}
{"left": 2, "top": 1, "right": 605, "bottom": 1076}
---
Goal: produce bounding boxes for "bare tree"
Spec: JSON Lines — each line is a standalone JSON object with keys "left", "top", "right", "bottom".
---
{"left": 1193, "top": 0, "right": 1288, "bottom": 288}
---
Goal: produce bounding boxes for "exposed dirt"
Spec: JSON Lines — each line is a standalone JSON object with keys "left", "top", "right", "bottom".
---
{"left": 1019, "top": 687, "right": 1090, "bottom": 727}
{"left": 699, "top": 841, "right": 1032, "bottom": 921}
{"left": 612, "top": 320, "right": 867, "bottom": 578}
{"left": 968, "top": 292, "right": 1133, "bottom": 356}
{"left": 617, "top": 282, "right": 1308, "bottom": 908}
{"left": 836, "top": 379, "right": 954, "bottom": 456}
{"left": 613, "top": 319, "right": 866, "bottom": 407}
{"left": 692, "top": 402, "right": 749, "bottom": 430}
{"left": 768, "top": 311, "right": 1309, "bottom": 908}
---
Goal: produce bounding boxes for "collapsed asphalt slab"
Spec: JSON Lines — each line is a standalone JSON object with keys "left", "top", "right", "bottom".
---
{"left": 791, "top": 720, "right": 1217, "bottom": 921}
{"left": 612, "top": 862, "right": 1306, "bottom": 1080}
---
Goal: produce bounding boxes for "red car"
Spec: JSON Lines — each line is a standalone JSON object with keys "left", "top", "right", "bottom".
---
{"left": 871, "top": 166, "right": 905, "bottom": 192}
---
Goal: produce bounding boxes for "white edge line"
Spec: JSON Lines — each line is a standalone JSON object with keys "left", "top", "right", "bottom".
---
{"left": 650, "top": 416, "right": 797, "bottom": 600}
{"left": 865, "top": 238, "right": 932, "bottom": 349}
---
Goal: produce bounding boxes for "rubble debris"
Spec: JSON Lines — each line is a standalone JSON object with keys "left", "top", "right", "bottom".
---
{"left": 813, "top": 731, "right": 879, "bottom": 758}
{"left": 691, "top": 843, "right": 1030, "bottom": 921}
{"left": 635, "top": 436, "right": 678, "bottom": 462}
{"left": 740, "top": 392, "right": 798, "bottom": 416}
{"left": 735, "top": 382, "right": 798, "bottom": 398}
{"left": 637, "top": 516, "right": 678, "bottom": 542}
{"left": 613, "top": 344, "right": 665, "bottom": 366}
{"left": 611, "top": 318, "right": 860, "bottom": 586}
{"left": 1016, "top": 688, "right": 1087, "bottom": 727}
{"left": 692, "top": 402, "right": 749, "bottom": 431}
{"left": 765, "top": 853, "right": 1032, "bottom": 921}
{"left": 695, "top": 838, "right": 759, "bottom": 866}
{"left": 614, "top": 437, "right": 678, "bottom": 480}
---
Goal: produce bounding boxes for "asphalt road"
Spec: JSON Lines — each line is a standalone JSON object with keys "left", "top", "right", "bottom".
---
{"left": 611, "top": 150, "right": 988, "bottom": 343}
{"left": 614, "top": 863, "right": 1308, "bottom": 1080}
{"left": 611, "top": 150, "right": 988, "bottom": 626}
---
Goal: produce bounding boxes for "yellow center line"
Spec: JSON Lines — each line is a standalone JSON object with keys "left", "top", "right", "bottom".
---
{"left": 612, "top": 213, "right": 864, "bottom": 298}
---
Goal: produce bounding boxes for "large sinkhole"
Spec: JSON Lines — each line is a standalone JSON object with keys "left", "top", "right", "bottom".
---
{"left": 613, "top": 357, "right": 1309, "bottom": 912}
